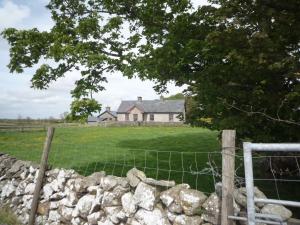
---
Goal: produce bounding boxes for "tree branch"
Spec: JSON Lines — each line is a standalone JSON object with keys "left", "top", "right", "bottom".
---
{"left": 222, "top": 99, "right": 300, "bottom": 126}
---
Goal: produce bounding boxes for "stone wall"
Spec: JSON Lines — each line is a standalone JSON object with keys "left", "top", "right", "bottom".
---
{"left": 0, "top": 153, "right": 293, "bottom": 225}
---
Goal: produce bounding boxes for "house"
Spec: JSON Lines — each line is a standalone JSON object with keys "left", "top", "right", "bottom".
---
{"left": 98, "top": 107, "right": 117, "bottom": 121}
{"left": 117, "top": 96, "right": 185, "bottom": 122}
{"left": 87, "top": 107, "right": 117, "bottom": 124}
{"left": 87, "top": 116, "right": 99, "bottom": 124}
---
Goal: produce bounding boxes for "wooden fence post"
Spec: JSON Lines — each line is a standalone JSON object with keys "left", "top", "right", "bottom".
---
{"left": 28, "top": 127, "right": 55, "bottom": 225}
{"left": 221, "top": 130, "right": 236, "bottom": 225}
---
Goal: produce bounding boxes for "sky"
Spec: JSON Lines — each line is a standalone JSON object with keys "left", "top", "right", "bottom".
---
{"left": 0, "top": 0, "right": 207, "bottom": 119}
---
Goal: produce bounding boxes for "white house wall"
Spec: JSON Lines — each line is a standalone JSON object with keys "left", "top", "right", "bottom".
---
{"left": 117, "top": 113, "right": 126, "bottom": 121}
{"left": 117, "top": 112, "right": 182, "bottom": 122}
{"left": 144, "top": 113, "right": 182, "bottom": 122}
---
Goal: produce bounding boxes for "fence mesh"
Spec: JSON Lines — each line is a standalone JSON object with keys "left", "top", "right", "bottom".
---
{"left": 0, "top": 125, "right": 222, "bottom": 195}
{"left": 1, "top": 125, "right": 300, "bottom": 218}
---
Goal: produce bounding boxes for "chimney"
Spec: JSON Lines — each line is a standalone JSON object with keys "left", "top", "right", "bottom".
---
{"left": 137, "top": 96, "right": 142, "bottom": 101}
{"left": 106, "top": 106, "right": 111, "bottom": 112}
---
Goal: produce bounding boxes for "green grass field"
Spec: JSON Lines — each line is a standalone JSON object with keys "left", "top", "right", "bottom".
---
{"left": 0, "top": 126, "right": 221, "bottom": 192}
{"left": 1, "top": 125, "right": 300, "bottom": 217}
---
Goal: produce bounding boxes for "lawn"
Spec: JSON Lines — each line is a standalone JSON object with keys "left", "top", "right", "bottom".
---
{"left": 0, "top": 126, "right": 221, "bottom": 193}
{"left": 1, "top": 126, "right": 300, "bottom": 216}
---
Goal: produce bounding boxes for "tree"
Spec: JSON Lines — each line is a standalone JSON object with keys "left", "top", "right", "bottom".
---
{"left": 2, "top": 0, "right": 300, "bottom": 142}
{"left": 59, "top": 111, "right": 69, "bottom": 121}
{"left": 68, "top": 98, "right": 101, "bottom": 122}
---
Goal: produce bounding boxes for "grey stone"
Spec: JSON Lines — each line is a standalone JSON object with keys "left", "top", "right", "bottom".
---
{"left": 234, "top": 187, "right": 267, "bottom": 209}
{"left": 24, "top": 182, "right": 35, "bottom": 195}
{"left": 7, "top": 160, "right": 25, "bottom": 175}
{"left": 261, "top": 204, "right": 292, "bottom": 221}
{"left": 101, "top": 176, "right": 119, "bottom": 191}
{"left": 97, "top": 218, "right": 115, "bottom": 225}
{"left": 102, "top": 191, "right": 122, "bottom": 207}
{"left": 1, "top": 181, "right": 16, "bottom": 199}
{"left": 201, "top": 193, "right": 220, "bottom": 224}
{"left": 84, "top": 171, "right": 106, "bottom": 186}
{"left": 126, "top": 168, "right": 146, "bottom": 187}
{"left": 173, "top": 214, "right": 202, "bottom": 225}
{"left": 214, "top": 182, "right": 222, "bottom": 198}
{"left": 74, "top": 194, "right": 96, "bottom": 218}
{"left": 135, "top": 208, "right": 171, "bottom": 225}
{"left": 126, "top": 218, "right": 142, "bottom": 225}
{"left": 87, "top": 211, "right": 104, "bottom": 225}
{"left": 58, "top": 205, "right": 74, "bottom": 222}
{"left": 37, "top": 201, "right": 50, "bottom": 215}
{"left": 103, "top": 206, "right": 125, "bottom": 224}
{"left": 143, "top": 178, "right": 175, "bottom": 188}
{"left": 48, "top": 210, "right": 61, "bottom": 222}
{"left": 160, "top": 184, "right": 190, "bottom": 209}
{"left": 134, "top": 182, "right": 158, "bottom": 210}
{"left": 121, "top": 192, "right": 137, "bottom": 216}
{"left": 179, "top": 189, "right": 207, "bottom": 216}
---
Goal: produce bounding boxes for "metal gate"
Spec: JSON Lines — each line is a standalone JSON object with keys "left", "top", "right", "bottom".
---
{"left": 231, "top": 143, "right": 300, "bottom": 225}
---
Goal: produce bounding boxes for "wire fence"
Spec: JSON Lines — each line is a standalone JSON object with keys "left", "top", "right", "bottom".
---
{"left": 0, "top": 126, "right": 222, "bottom": 195}
{"left": 1, "top": 126, "right": 300, "bottom": 218}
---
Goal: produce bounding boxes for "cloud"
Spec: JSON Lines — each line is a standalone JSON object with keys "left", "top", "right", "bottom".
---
{"left": 0, "top": 1, "right": 30, "bottom": 30}
{"left": 0, "top": 1, "right": 187, "bottom": 119}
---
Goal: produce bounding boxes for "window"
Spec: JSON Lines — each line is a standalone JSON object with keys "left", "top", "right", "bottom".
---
{"left": 169, "top": 113, "right": 174, "bottom": 121}
{"left": 150, "top": 114, "right": 154, "bottom": 121}
{"left": 133, "top": 114, "right": 138, "bottom": 121}
{"left": 125, "top": 114, "right": 129, "bottom": 121}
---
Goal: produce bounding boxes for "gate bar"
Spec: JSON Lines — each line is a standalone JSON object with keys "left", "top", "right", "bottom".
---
{"left": 255, "top": 198, "right": 300, "bottom": 208}
{"left": 248, "top": 143, "right": 300, "bottom": 152}
{"left": 243, "top": 142, "right": 300, "bottom": 225}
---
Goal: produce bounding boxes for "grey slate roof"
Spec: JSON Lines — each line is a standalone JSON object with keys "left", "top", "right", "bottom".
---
{"left": 98, "top": 111, "right": 117, "bottom": 118}
{"left": 117, "top": 99, "right": 185, "bottom": 113}
{"left": 87, "top": 116, "right": 99, "bottom": 122}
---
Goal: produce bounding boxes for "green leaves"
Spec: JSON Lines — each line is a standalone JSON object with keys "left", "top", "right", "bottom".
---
{"left": 69, "top": 98, "right": 102, "bottom": 122}
{"left": 1, "top": 0, "right": 300, "bottom": 141}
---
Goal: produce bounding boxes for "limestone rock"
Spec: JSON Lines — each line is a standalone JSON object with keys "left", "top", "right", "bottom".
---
{"left": 127, "top": 218, "right": 142, "bottom": 225}
{"left": 126, "top": 168, "right": 146, "bottom": 187}
{"left": 71, "top": 217, "right": 85, "bottom": 225}
{"left": 102, "top": 191, "right": 122, "bottom": 207}
{"left": 160, "top": 184, "right": 190, "bottom": 209}
{"left": 66, "top": 176, "right": 86, "bottom": 193}
{"left": 48, "top": 210, "right": 61, "bottom": 222}
{"left": 104, "top": 206, "right": 125, "bottom": 224}
{"left": 97, "top": 218, "right": 114, "bottom": 225}
{"left": 37, "top": 202, "right": 50, "bottom": 215}
{"left": 101, "top": 176, "right": 119, "bottom": 191}
{"left": 84, "top": 171, "right": 106, "bottom": 186}
{"left": 234, "top": 187, "right": 267, "bottom": 209}
{"left": 201, "top": 193, "right": 220, "bottom": 224}
{"left": 24, "top": 182, "right": 35, "bottom": 195}
{"left": 43, "top": 183, "right": 54, "bottom": 200}
{"left": 261, "top": 204, "right": 292, "bottom": 221}
{"left": 1, "top": 181, "right": 16, "bottom": 199}
{"left": 87, "top": 211, "right": 104, "bottom": 225}
{"left": 7, "top": 160, "right": 25, "bottom": 175}
{"left": 134, "top": 182, "right": 158, "bottom": 210}
{"left": 135, "top": 208, "right": 171, "bottom": 225}
{"left": 179, "top": 189, "right": 207, "bottom": 216}
{"left": 60, "top": 188, "right": 79, "bottom": 207}
{"left": 143, "top": 178, "right": 175, "bottom": 188}
{"left": 58, "top": 205, "right": 74, "bottom": 222}
{"left": 173, "top": 214, "right": 202, "bottom": 225}
{"left": 74, "top": 194, "right": 96, "bottom": 218}
{"left": 214, "top": 182, "right": 222, "bottom": 198}
{"left": 121, "top": 192, "right": 137, "bottom": 216}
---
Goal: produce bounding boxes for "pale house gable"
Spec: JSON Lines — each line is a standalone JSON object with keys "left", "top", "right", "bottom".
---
{"left": 117, "top": 96, "right": 185, "bottom": 123}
